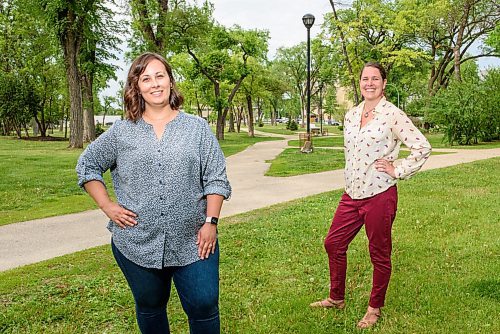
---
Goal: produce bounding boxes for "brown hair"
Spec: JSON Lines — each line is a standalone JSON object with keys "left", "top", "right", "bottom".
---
{"left": 360, "top": 61, "right": 387, "bottom": 81}
{"left": 123, "top": 52, "right": 184, "bottom": 121}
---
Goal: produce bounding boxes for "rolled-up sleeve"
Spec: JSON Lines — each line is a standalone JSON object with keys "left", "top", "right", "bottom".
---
{"left": 76, "top": 122, "right": 119, "bottom": 189}
{"left": 392, "top": 111, "right": 432, "bottom": 180}
{"left": 199, "top": 122, "right": 231, "bottom": 199}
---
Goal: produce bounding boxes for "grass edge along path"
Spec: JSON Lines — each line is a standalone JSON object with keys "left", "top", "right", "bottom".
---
{"left": 0, "top": 132, "right": 280, "bottom": 226}
{"left": 1, "top": 157, "right": 499, "bottom": 333}
{"left": 265, "top": 148, "right": 449, "bottom": 177}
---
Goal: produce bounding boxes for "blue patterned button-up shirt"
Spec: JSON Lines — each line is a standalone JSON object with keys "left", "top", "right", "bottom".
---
{"left": 76, "top": 112, "right": 231, "bottom": 268}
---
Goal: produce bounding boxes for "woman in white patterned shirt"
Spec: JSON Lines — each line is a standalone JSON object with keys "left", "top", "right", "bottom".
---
{"left": 310, "top": 62, "right": 431, "bottom": 329}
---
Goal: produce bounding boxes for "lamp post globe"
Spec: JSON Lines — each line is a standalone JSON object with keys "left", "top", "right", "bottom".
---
{"left": 302, "top": 13, "right": 315, "bottom": 28}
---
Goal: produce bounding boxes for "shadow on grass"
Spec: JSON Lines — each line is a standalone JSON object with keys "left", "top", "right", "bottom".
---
{"left": 468, "top": 279, "right": 500, "bottom": 301}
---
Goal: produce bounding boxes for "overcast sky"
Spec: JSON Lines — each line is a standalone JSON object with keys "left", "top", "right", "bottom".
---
{"left": 212, "top": 0, "right": 332, "bottom": 58}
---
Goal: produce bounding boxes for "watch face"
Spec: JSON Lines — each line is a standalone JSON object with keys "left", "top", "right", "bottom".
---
{"left": 210, "top": 217, "right": 219, "bottom": 225}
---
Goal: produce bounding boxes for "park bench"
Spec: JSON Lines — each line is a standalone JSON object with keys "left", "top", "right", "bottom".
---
{"left": 310, "top": 124, "right": 328, "bottom": 136}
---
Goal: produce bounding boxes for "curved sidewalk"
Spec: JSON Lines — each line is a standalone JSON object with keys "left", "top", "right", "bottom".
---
{"left": 1, "top": 134, "right": 499, "bottom": 272}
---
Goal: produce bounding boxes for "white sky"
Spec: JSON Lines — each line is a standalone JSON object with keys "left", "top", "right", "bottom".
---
{"left": 212, "top": 0, "right": 333, "bottom": 58}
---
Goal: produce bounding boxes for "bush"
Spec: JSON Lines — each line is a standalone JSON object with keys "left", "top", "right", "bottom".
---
{"left": 95, "top": 123, "right": 105, "bottom": 137}
{"left": 288, "top": 120, "right": 298, "bottom": 131}
{"left": 426, "top": 65, "right": 499, "bottom": 145}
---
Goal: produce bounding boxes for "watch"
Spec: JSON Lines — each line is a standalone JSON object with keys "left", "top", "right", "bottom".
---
{"left": 205, "top": 216, "right": 219, "bottom": 225}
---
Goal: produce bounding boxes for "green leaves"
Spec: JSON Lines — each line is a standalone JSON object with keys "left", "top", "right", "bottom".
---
{"left": 427, "top": 66, "right": 500, "bottom": 145}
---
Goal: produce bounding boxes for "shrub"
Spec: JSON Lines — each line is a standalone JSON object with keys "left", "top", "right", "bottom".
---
{"left": 289, "top": 120, "right": 298, "bottom": 131}
{"left": 95, "top": 123, "right": 105, "bottom": 137}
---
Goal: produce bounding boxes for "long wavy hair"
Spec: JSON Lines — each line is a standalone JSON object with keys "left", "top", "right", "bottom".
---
{"left": 123, "top": 52, "right": 184, "bottom": 121}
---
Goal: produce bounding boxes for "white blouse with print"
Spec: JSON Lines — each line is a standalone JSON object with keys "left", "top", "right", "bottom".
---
{"left": 343, "top": 97, "right": 432, "bottom": 199}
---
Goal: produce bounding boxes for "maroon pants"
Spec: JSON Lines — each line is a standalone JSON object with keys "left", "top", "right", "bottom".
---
{"left": 324, "top": 186, "right": 398, "bottom": 308}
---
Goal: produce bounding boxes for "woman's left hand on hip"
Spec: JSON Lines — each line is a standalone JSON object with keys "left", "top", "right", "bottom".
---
{"left": 196, "top": 223, "right": 217, "bottom": 260}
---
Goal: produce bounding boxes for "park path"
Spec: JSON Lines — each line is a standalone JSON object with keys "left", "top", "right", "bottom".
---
{"left": 1, "top": 132, "right": 499, "bottom": 272}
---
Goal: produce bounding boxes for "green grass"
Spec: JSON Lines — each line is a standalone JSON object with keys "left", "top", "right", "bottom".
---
{"left": 265, "top": 148, "right": 449, "bottom": 177}
{"left": 265, "top": 148, "right": 345, "bottom": 177}
{"left": 289, "top": 133, "right": 500, "bottom": 149}
{"left": 1, "top": 158, "right": 498, "bottom": 333}
{"left": 254, "top": 124, "right": 300, "bottom": 135}
{"left": 422, "top": 133, "right": 500, "bottom": 149}
{"left": 0, "top": 132, "right": 278, "bottom": 226}
{"left": 217, "top": 131, "right": 281, "bottom": 156}
{"left": 0, "top": 138, "right": 114, "bottom": 226}
{"left": 289, "top": 136, "right": 345, "bottom": 148}
{"left": 257, "top": 124, "right": 343, "bottom": 136}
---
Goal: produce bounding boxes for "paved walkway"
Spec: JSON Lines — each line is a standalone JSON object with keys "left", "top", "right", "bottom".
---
{"left": 1, "top": 132, "right": 499, "bottom": 272}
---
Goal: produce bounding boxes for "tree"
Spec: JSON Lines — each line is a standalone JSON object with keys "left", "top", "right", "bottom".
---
{"left": 274, "top": 38, "right": 335, "bottom": 126}
{"left": 163, "top": 3, "right": 269, "bottom": 139}
{"left": 128, "top": 0, "right": 186, "bottom": 54}
{"left": 0, "top": 72, "right": 36, "bottom": 138}
{"left": 43, "top": 0, "right": 98, "bottom": 148}
{"left": 427, "top": 63, "right": 499, "bottom": 144}
{"left": 79, "top": 2, "right": 125, "bottom": 142}
{"left": 414, "top": 0, "right": 499, "bottom": 94}
{"left": 327, "top": 0, "right": 360, "bottom": 105}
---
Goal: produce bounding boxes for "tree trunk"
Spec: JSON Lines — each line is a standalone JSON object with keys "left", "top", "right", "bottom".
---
{"left": 228, "top": 107, "right": 235, "bottom": 132}
{"left": 195, "top": 91, "right": 204, "bottom": 117}
{"left": 65, "top": 40, "right": 84, "bottom": 148}
{"left": 236, "top": 106, "right": 243, "bottom": 133}
{"left": 246, "top": 94, "right": 254, "bottom": 137}
{"left": 329, "top": 0, "right": 359, "bottom": 105}
{"left": 82, "top": 73, "right": 96, "bottom": 142}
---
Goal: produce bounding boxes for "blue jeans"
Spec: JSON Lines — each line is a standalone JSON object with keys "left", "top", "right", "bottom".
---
{"left": 112, "top": 241, "right": 220, "bottom": 334}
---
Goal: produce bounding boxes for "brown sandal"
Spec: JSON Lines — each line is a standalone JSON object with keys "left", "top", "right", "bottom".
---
{"left": 356, "top": 310, "right": 381, "bottom": 329}
{"left": 309, "top": 297, "right": 345, "bottom": 309}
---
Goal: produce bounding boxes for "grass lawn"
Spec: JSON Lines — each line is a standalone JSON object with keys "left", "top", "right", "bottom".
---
{"left": 217, "top": 131, "right": 281, "bottom": 156}
{"left": 289, "top": 136, "right": 344, "bottom": 148}
{"left": 289, "top": 133, "right": 500, "bottom": 150}
{"left": 0, "top": 131, "right": 278, "bottom": 226}
{"left": 254, "top": 124, "right": 300, "bottom": 135}
{"left": 256, "top": 124, "right": 343, "bottom": 136}
{"left": 266, "top": 148, "right": 449, "bottom": 177}
{"left": 0, "top": 158, "right": 498, "bottom": 333}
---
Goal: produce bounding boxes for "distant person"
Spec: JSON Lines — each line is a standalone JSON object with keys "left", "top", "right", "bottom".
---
{"left": 310, "top": 62, "right": 431, "bottom": 329}
{"left": 76, "top": 52, "right": 231, "bottom": 334}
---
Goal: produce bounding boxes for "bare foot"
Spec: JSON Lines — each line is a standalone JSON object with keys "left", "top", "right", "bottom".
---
{"left": 357, "top": 306, "right": 381, "bottom": 329}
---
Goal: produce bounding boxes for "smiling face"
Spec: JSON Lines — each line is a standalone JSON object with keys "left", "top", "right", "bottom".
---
{"left": 360, "top": 66, "right": 387, "bottom": 103}
{"left": 137, "top": 59, "right": 171, "bottom": 110}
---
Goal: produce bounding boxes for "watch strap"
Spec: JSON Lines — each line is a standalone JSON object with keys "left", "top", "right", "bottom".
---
{"left": 205, "top": 216, "right": 219, "bottom": 225}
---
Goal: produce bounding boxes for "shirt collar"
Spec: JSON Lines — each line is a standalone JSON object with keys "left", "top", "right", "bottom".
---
{"left": 358, "top": 96, "right": 387, "bottom": 115}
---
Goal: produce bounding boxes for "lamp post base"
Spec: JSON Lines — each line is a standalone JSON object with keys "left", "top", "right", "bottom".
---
{"left": 301, "top": 140, "right": 313, "bottom": 153}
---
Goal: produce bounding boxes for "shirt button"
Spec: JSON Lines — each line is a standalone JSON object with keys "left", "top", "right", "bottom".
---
{"left": 157, "top": 149, "right": 161, "bottom": 153}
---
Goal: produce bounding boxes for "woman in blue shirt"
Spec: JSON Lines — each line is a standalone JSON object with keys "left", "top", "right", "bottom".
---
{"left": 76, "top": 52, "right": 231, "bottom": 334}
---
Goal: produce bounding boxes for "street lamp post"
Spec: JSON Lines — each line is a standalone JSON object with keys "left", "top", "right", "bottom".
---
{"left": 385, "top": 83, "right": 400, "bottom": 109}
{"left": 319, "top": 82, "right": 324, "bottom": 136}
{"left": 302, "top": 13, "right": 315, "bottom": 152}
